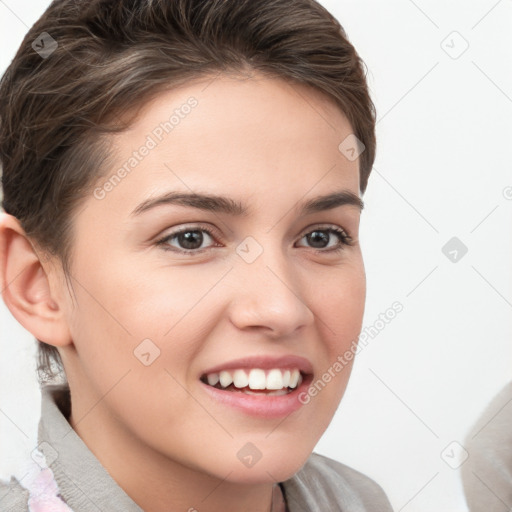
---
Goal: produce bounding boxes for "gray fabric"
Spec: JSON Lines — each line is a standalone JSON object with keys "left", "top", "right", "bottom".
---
{"left": 462, "top": 382, "right": 512, "bottom": 511}
{"left": 0, "top": 384, "right": 393, "bottom": 511}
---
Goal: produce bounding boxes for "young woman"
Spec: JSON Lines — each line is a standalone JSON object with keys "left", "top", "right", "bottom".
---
{"left": 0, "top": 0, "right": 393, "bottom": 510}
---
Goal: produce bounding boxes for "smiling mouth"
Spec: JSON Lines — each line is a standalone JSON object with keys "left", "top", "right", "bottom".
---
{"left": 200, "top": 368, "right": 305, "bottom": 396}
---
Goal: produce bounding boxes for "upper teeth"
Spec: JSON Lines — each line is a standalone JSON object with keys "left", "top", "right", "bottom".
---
{"left": 206, "top": 368, "right": 302, "bottom": 390}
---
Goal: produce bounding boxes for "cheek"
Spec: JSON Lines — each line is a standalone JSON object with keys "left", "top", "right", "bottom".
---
{"left": 66, "top": 256, "right": 230, "bottom": 378}
{"left": 305, "top": 260, "right": 365, "bottom": 405}
{"left": 310, "top": 259, "right": 366, "bottom": 351}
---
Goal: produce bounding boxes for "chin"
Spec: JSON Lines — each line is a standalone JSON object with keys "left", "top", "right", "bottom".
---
{"left": 219, "top": 447, "right": 313, "bottom": 484}
{"left": 225, "top": 463, "right": 306, "bottom": 485}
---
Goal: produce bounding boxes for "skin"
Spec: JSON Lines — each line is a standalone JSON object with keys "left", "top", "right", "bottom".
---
{"left": 0, "top": 71, "right": 366, "bottom": 512}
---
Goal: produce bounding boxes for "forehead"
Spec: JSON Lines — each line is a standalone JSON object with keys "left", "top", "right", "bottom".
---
{"left": 126, "top": 71, "right": 350, "bottom": 132}
{"left": 91, "top": 73, "right": 360, "bottom": 219}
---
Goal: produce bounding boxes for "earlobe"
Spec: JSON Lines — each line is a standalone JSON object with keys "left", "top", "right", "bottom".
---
{"left": 0, "top": 212, "right": 72, "bottom": 347}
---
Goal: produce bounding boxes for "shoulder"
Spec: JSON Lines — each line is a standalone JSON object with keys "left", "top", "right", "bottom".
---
{"left": 461, "top": 382, "right": 512, "bottom": 510}
{"left": 463, "top": 381, "right": 512, "bottom": 462}
{"left": 0, "top": 475, "right": 29, "bottom": 512}
{"left": 466, "top": 382, "right": 512, "bottom": 442}
{"left": 282, "top": 452, "right": 393, "bottom": 512}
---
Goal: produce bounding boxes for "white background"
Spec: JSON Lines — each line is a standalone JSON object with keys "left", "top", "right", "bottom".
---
{"left": 1, "top": 1, "right": 511, "bottom": 511}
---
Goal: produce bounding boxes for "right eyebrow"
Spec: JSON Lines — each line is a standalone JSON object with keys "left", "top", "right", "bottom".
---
{"left": 130, "top": 191, "right": 249, "bottom": 217}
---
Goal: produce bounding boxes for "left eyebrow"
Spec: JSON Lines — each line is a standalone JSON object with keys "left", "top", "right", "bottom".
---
{"left": 130, "top": 190, "right": 363, "bottom": 217}
{"left": 299, "top": 190, "right": 364, "bottom": 214}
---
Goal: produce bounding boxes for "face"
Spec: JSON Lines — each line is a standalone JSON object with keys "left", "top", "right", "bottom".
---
{"left": 54, "top": 72, "right": 366, "bottom": 484}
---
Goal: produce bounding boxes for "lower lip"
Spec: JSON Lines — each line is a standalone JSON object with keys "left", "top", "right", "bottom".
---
{"left": 199, "top": 375, "right": 313, "bottom": 419}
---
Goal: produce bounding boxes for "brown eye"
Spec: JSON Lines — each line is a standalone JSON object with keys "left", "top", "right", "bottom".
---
{"left": 296, "top": 226, "right": 352, "bottom": 253}
{"left": 156, "top": 226, "right": 218, "bottom": 254}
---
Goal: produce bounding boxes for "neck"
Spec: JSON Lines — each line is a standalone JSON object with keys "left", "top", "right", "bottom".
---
{"left": 68, "top": 399, "right": 276, "bottom": 512}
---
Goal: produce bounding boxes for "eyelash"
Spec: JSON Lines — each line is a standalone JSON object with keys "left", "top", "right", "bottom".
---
{"left": 155, "top": 224, "right": 353, "bottom": 255}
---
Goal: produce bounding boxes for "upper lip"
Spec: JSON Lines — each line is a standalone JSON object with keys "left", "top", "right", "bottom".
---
{"left": 200, "top": 355, "right": 314, "bottom": 377}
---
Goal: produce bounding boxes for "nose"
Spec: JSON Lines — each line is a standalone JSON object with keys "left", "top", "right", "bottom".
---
{"left": 227, "top": 241, "right": 315, "bottom": 338}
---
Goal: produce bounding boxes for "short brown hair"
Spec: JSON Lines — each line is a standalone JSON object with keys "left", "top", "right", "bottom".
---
{"left": 0, "top": 0, "right": 376, "bottom": 383}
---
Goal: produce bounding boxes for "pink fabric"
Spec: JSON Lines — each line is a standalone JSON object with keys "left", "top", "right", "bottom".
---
{"left": 28, "top": 466, "right": 73, "bottom": 512}
{"left": 23, "top": 455, "right": 73, "bottom": 512}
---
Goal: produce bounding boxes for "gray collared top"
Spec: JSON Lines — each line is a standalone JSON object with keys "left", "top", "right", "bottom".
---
{"left": 0, "top": 385, "right": 393, "bottom": 512}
